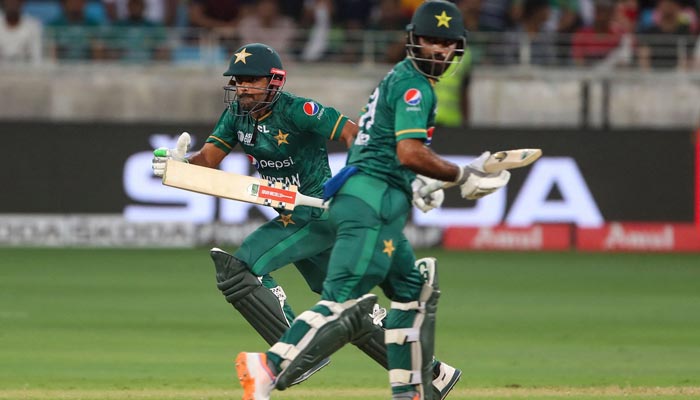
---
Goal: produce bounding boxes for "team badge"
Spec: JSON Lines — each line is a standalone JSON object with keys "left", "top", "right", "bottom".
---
{"left": 303, "top": 101, "right": 320, "bottom": 116}
{"left": 404, "top": 89, "right": 422, "bottom": 106}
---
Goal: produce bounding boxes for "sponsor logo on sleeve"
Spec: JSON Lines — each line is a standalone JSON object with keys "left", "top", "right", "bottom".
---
{"left": 303, "top": 101, "right": 320, "bottom": 116}
{"left": 403, "top": 89, "right": 422, "bottom": 106}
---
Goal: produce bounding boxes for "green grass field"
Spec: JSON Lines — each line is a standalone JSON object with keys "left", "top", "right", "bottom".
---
{"left": 1, "top": 249, "right": 699, "bottom": 399}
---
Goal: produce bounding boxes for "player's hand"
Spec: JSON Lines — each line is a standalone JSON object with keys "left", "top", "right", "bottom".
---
{"left": 411, "top": 175, "right": 445, "bottom": 213}
{"left": 459, "top": 170, "right": 510, "bottom": 199}
{"left": 152, "top": 132, "right": 190, "bottom": 177}
{"left": 457, "top": 151, "right": 510, "bottom": 200}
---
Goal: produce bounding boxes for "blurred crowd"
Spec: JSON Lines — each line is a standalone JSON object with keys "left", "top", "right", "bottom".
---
{"left": 1, "top": 0, "right": 699, "bottom": 68}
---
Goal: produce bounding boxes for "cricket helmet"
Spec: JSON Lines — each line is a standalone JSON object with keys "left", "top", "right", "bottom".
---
{"left": 223, "top": 43, "right": 287, "bottom": 116}
{"left": 405, "top": 0, "right": 468, "bottom": 79}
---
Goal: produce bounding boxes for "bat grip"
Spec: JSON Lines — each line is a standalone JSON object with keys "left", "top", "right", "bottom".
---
{"left": 417, "top": 180, "right": 457, "bottom": 197}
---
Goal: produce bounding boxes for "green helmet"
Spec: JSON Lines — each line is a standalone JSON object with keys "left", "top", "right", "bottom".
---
{"left": 223, "top": 43, "right": 284, "bottom": 77}
{"left": 223, "top": 43, "right": 287, "bottom": 116}
{"left": 405, "top": 0, "right": 468, "bottom": 79}
{"left": 406, "top": 0, "right": 467, "bottom": 41}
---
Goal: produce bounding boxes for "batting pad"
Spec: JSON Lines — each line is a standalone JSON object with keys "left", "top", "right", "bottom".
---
{"left": 272, "top": 294, "right": 378, "bottom": 390}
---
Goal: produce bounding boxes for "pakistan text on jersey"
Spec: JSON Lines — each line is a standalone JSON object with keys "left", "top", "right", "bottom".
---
{"left": 260, "top": 173, "right": 301, "bottom": 187}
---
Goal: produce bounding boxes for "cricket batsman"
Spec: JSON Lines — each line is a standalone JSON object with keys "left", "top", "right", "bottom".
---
{"left": 234, "top": 1, "right": 510, "bottom": 400}
{"left": 152, "top": 42, "right": 461, "bottom": 398}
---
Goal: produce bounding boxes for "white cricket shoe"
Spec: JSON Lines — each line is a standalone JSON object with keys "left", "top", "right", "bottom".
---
{"left": 236, "top": 352, "right": 276, "bottom": 400}
{"left": 432, "top": 361, "right": 462, "bottom": 400}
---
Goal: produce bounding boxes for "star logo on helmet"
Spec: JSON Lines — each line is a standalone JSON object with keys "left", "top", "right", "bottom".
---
{"left": 234, "top": 48, "right": 252, "bottom": 64}
{"left": 274, "top": 130, "right": 289, "bottom": 146}
{"left": 435, "top": 10, "right": 452, "bottom": 28}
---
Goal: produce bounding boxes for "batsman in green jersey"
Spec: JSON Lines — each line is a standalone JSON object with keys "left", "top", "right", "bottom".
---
{"left": 152, "top": 42, "right": 461, "bottom": 397}
{"left": 236, "top": 2, "right": 511, "bottom": 400}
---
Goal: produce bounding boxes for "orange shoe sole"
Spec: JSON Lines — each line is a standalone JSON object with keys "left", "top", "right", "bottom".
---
{"left": 236, "top": 352, "right": 258, "bottom": 400}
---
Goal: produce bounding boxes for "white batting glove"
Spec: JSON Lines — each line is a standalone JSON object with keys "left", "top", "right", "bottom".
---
{"left": 460, "top": 170, "right": 510, "bottom": 199}
{"left": 411, "top": 175, "right": 445, "bottom": 213}
{"left": 152, "top": 132, "right": 190, "bottom": 177}
{"left": 457, "top": 151, "right": 510, "bottom": 200}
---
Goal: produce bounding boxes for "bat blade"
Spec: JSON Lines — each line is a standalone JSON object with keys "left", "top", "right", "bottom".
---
{"left": 162, "top": 160, "right": 327, "bottom": 210}
{"left": 483, "top": 148, "right": 542, "bottom": 173}
{"left": 416, "top": 148, "right": 543, "bottom": 197}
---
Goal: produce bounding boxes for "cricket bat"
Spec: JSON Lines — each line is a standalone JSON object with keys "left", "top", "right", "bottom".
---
{"left": 162, "top": 160, "right": 327, "bottom": 210}
{"left": 417, "top": 148, "right": 542, "bottom": 196}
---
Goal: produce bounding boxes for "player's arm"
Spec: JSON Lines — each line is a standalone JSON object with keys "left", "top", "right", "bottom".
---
{"left": 399, "top": 139, "right": 510, "bottom": 200}
{"left": 397, "top": 138, "right": 460, "bottom": 181}
{"left": 187, "top": 143, "right": 227, "bottom": 168}
{"left": 338, "top": 120, "right": 359, "bottom": 148}
{"left": 290, "top": 99, "right": 356, "bottom": 147}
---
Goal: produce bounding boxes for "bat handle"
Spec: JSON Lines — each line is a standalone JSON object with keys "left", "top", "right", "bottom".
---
{"left": 417, "top": 180, "right": 457, "bottom": 197}
{"left": 297, "top": 194, "right": 329, "bottom": 210}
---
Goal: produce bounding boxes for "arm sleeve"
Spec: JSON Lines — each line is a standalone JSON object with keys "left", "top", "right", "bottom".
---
{"left": 288, "top": 98, "right": 349, "bottom": 142}
{"left": 205, "top": 109, "right": 239, "bottom": 153}
{"left": 392, "top": 79, "right": 435, "bottom": 143}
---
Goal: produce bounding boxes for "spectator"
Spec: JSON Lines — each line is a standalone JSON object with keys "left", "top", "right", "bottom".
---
{"left": 330, "top": 0, "right": 377, "bottom": 62}
{"left": 502, "top": 0, "right": 557, "bottom": 65}
{"left": 399, "top": 0, "right": 421, "bottom": 20}
{"left": 48, "top": 0, "right": 104, "bottom": 60}
{"left": 612, "top": 0, "right": 638, "bottom": 34}
{"left": 637, "top": 0, "right": 696, "bottom": 31}
{"left": 188, "top": 0, "right": 251, "bottom": 32}
{"left": 299, "top": 0, "right": 332, "bottom": 61}
{"left": 237, "top": 0, "right": 297, "bottom": 59}
{"left": 0, "top": 0, "right": 42, "bottom": 64}
{"left": 187, "top": 0, "right": 253, "bottom": 53}
{"left": 479, "top": 0, "right": 514, "bottom": 31}
{"left": 278, "top": 0, "right": 305, "bottom": 22}
{"left": 102, "top": 0, "right": 177, "bottom": 26}
{"left": 571, "top": 0, "right": 622, "bottom": 66}
{"left": 636, "top": 0, "right": 694, "bottom": 69}
{"left": 336, "top": 0, "right": 374, "bottom": 29}
{"left": 109, "top": 0, "right": 169, "bottom": 62}
{"left": 371, "top": 0, "right": 409, "bottom": 63}
{"left": 512, "top": 0, "right": 581, "bottom": 33}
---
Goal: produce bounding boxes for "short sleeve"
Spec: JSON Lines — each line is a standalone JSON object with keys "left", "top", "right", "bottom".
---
{"left": 391, "top": 79, "right": 435, "bottom": 142}
{"left": 287, "top": 97, "right": 349, "bottom": 142}
{"left": 205, "top": 109, "right": 239, "bottom": 153}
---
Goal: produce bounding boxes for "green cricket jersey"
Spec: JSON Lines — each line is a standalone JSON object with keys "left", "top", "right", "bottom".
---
{"left": 206, "top": 91, "right": 349, "bottom": 198}
{"left": 348, "top": 58, "right": 437, "bottom": 197}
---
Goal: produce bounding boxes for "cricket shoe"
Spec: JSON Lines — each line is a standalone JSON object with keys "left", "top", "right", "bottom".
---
{"left": 289, "top": 357, "right": 330, "bottom": 386}
{"left": 236, "top": 352, "right": 276, "bottom": 400}
{"left": 432, "top": 361, "right": 462, "bottom": 400}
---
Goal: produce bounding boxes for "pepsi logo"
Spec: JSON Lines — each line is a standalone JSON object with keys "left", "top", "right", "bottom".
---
{"left": 246, "top": 154, "right": 259, "bottom": 169}
{"left": 303, "top": 101, "right": 320, "bottom": 116}
{"left": 404, "top": 89, "right": 422, "bottom": 106}
{"left": 426, "top": 126, "right": 434, "bottom": 145}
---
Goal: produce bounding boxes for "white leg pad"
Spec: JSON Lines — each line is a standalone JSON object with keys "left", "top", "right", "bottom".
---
{"left": 385, "top": 327, "right": 421, "bottom": 345}
{"left": 389, "top": 369, "right": 423, "bottom": 386}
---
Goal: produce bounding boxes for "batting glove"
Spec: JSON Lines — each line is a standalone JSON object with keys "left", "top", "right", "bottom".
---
{"left": 456, "top": 151, "right": 510, "bottom": 200}
{"left": 152, "top": 132, "right": 190, "bottom": 177}
{"left": 412, "top": 175, "right": 445, "bottom": 213}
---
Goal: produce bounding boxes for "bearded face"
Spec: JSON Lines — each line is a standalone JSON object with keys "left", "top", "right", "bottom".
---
{"left": 406, "top": 34, "right": 464, "bottom": 79}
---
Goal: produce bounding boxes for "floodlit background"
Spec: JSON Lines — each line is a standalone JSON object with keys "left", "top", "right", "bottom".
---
{"left": 1, "top": 0, "right": 699, "bottom": 399}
